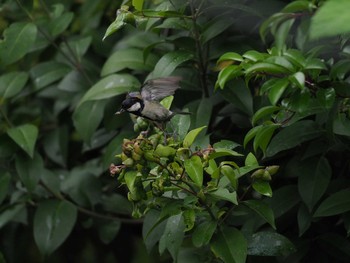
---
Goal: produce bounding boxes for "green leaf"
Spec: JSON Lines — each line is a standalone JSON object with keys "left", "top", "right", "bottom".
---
{"left": 43, "top": 126, "right": 68, "bottom": 167}
{"left": 183, "top": 126, "right": 206, "bottom": 148}
{"left": 209, "top": 188, "right": 238, "bottom": 205}
{"left": 243, "top": 200, "right": 276, "bottom": 229}
{"left": 152, "top": 50, "right": 194, "bottom": 78}
{"left": 264, "top": 78, "right": 289, "bottom": 105}
{"left": 219, "top": 79, "right": 253, "bottom": 116}
{"left": 30, "top": 61, "right": 71, "bottom": 90}
{"left": 253, "top": 180, "right": 272, "bottom": 197}
{"left": 0, "top": 22, "right": 37, "bottom": 66}
{"left": 77, "top": 74, "right": 140, "bottom": 106}
{"left": 275, "top": 18, "right": 295, "bottom": 52}
{"left": 266, "top": 120, "right": 323, "bottom": 157}
{"left": 159, "top": 213, "right": 185, "bottom": 261}
{"left": 73, "top": 100, "right": 107, "bottom": 143}
{"left": 268, "top": 185, "right": 300, "bottom": 218}
{"left": 15, "top": 152, "right": 43, "bottom": 192}
{"left": 143, "top": 210, "right": 167, "bottom": 252}
{"left": 34, "top": 200, "right": 77, "bottom": 256}
{"left": 220, "top": 165, "right": 238, "bottom": 189}
{"left": 244, "top": 126, "right": 262, "bottom": 148}
{"left": 0, "top": 172, "right": 10, "bottom": 205}
{"left": 247, "top": 232, "right": 295, "bottom": 256}
{"left": 183, "top": 209, "right": 195, "bottom": 231}
{"left": 0, "top": 203, "right": 25, "bottom": 228}
{"left": 0, "top": 72, "right": 28, "bottom": 98}
{"left": 49, "top": 12, "right": 74, "bottom": 36}
{"left": 298, "top": 204, "right": 312, "bottom": 236}
{"left": 209, "top": 148, "right": 243, "bottom": 159}
{"left": 245, "top": 62, "right": 291, "bottom": 75}
{"left": 289, "top": 72, "right": 305, "bottom": 89}
{"left": 103, "top": 7, "right": 133, "bottom": 40}
{"left": 243, "top": 50, "right": 265, "bottom": 62}
{"left": 298, "top": 157, "right": 331, "bottom": 211}
{"left": 245, "top": 152, "right": 258, "bottom": 167}
{"left": 217, "top": 52, "right": 243, "bottom": 63}
{"left": 253, "top": 124, "right": 280, "bottom": 154}
{"left": 252, "top": 106, "right": 281, "bottom": 125}
{"left": 98, "top": 220, "right": 121, "bottom": 244}
{"left": 101, "top": 48, "right": 158, "bottom": 76}
{"left": 211, "top": 226, "right": 247, "bottom": 263}
{"left": 213, "top": 140, "right": 240, "bottom": 150}
{"left": 133, "top": 0, "right": 144, "bottom": 10}
{"left": 192, "top": 220, "right": 217, "bottom": 247}
{"left": 310, "top": 0, "right": 350, "bottom": 39}
{"left": 7, "top": 124, "right": 38, "bottom": 158}
{"left": 184, "top": 155, "right": 203, "bottom": 187}
{"left": 282, "top": 0, "right": 313, "bottom": 13}
{"left": 170, "top": 114, "right": 191, "bottom": 140}
{"left": 202, "top": 16, "right": 236, "bottom": 44}
{"left": 333, "top": 113, "right": 350, "bottom": 136}
{"left": 314, "top": 188, "right": 350, "bottom": 217}
{"left": 216, "top": 65, "right": 242, "bottom": 89}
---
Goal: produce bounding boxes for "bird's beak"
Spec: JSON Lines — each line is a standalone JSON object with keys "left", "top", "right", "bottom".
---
{"left": 115, "top": 108, "right": 125, "bottom": 115}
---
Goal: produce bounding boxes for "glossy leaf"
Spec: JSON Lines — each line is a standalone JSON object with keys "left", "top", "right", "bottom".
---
{"left": 266, "top": 78, "right": 289, "bottom": 105}
{"left": 289, "top": 72, "right": 305, "bottom": 89}
{"left": 183, "top": 126, "right": 206, "bottom": 148}
{"left": 216, "top": 65, "right": 242, "bottom": 89}
{"left": 159, "top": 213, "right": 185, "bottom": 261}
{"left": 275, "top": 18, "right": 295, "bottom": 52}
{"left": 77, "top": 74, "right": 140, "bottom": 106}
{"left": 209, "top": 188, "right": 238, "bottom": 205}
{"left": 333, "top": 113, "right": 350, "bottom": 136}
{"left": 298, "top": 157, "right": 331, "bottom": 211}
{"left": 211, "top": 226, "right": 247, "bottom": 263}
{"left": 0, "top": 204, "right": 25, "bottom": 228}
{"left": 133, "top": 0, "right": 144, "bottom": 10}
{"left": 49, "top": 12, "right": 74, "bottom": 36}
{"left": 143, "top": 210, "right": 167, "bottom": 252}
{"left": 266, "top": 120, "right": 323, "bottom": 157}
{"left": 0, "top": 72, "right": 28, "bottom": 98}
{"left": 7, "top": 124, "right": 38, "bottom": 158}
{"left": 101, "top": 48, "right": 158, "bottom": 76}
{"left": 253, "top": 180, "right": 272, "bottom": 197}
{"left": 245, "top": 62, "right": 291, "bottom": 75}
{"left": 184, "top": 155, "right": 203, "bottom": 187}
{"left": 34, "top": 200, "right": 77, "bottom": 256}
{"left": 254, "top": 124, "right": 280, "bottom": 154}
{"left": 243, "top": 200, "right": 276, "bottom": 229}
{"left": 282, "top": 1, "right": 313, "bottom": 13}
{"left": 268, "top": 185, "right": 300, "bottom": 218}
{"left": 244, "top": 126, "right": 262, "bottom": 148}
{"left": 217, "top": 52, "right": 243, "bottom": 63}
{"left": 243, "top": 50, "right": 265, "bottom": 62}
{"left": 15, "top": 152, "right": 43, "bottom": 192}
{"left": 152, "top": 50, "right": 194, "bottom": 78}
{"left": 247, "top": 232, "right": 295, "bottom": 256}
{"left": 310, "top": 0, "right": 350, "bottom": 39}
{"left": 30, "top": 61, "right": 71, "bottom": 90}
{"left": 298, "top": 204, "right": 312, "bottom": 236}
{"left": 314, "top": 188, "right": 350, "bottom": 217}
{"left": 192, "top": 220, "right": 217, "bottom": 247}
{"left": 0, "top": 22, "right": 37, "bottom": 65}
{"left": 73, "top": 100, "right": 107, "bottom": 143}
{"left": 252, "top": 106, "right": 281, "bottom": 125}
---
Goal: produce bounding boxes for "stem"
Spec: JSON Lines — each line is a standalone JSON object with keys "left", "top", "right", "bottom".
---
{"left": 39, "top": 181, "right": 142, "bottom": 225}
{"left": 15, "top": 0, "right": 93, "bottom": 86}
{"left": 190, "top": 0, "right": 209, "bottom": 98}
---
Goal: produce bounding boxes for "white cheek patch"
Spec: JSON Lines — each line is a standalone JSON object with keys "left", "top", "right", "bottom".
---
{"left": 127, "top": 102, "right": 141, "bottom": 112}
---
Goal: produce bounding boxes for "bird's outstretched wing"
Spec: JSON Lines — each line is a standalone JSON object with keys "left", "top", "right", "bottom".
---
{"left": 141, "top": 76, "right": 182, "bottom": 101}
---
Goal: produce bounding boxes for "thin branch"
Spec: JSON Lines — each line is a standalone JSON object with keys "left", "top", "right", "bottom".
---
{"left": 39, "top": 181, "right": 142, "bottom": 225}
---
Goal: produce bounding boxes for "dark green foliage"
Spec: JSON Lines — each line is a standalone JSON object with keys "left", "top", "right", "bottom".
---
{"left": 1, "top": 0, "right": 350, "bottom": 262}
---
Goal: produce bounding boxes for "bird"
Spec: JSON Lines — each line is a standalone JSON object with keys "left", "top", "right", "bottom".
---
{"left": 115, "top": 76, "right": 190, "bottom": 130}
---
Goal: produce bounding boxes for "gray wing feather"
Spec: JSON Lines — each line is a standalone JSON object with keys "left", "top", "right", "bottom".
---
{"left": 141, "top": 76, "right": 182, "bottom": 101}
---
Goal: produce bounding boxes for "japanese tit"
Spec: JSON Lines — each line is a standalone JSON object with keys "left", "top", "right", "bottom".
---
{"left": 116, "top": 76, "right": 190, "bottom": 127}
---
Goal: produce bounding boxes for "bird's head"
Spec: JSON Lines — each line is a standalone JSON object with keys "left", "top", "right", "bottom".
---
{"left": 115, "top": 96, "right": 144, "bottom": 115}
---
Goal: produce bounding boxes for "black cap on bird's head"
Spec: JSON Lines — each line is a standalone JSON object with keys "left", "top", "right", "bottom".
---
{"left": 115, "top": 96, "right": 144, "bottom": 115}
